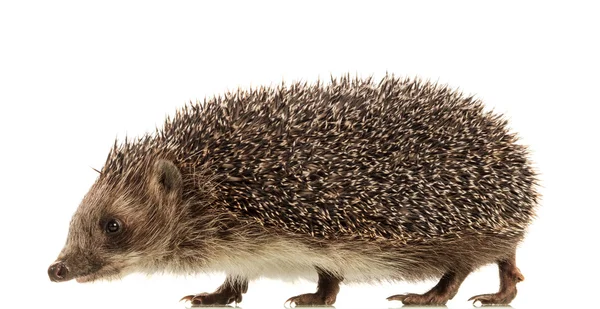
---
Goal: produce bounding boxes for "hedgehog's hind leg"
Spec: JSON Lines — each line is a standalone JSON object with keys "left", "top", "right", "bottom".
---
{"left": 180, "top": 275, "right": 248, "bottom": 306}
{"left": 387, "top": 269, "right": 471, "bottom": 305}
{"left": 285, "top": 268, "right": 342, "bottom": 306}
{"left": 469, "top": 253, "right": 524, "bottom": 305}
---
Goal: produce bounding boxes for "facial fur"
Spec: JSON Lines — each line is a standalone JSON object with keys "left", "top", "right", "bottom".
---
{"left": 52, "top": 158, "right": 191, "bottom": 282}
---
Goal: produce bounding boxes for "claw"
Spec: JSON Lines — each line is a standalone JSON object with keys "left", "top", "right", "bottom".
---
{"left": 387, "top": 293, "right": 448, "bottom": 305}
{"left": 468, "top": 292, "right": 515, "bottom": 306}
{"left": 387, "top": 294, "right": 410, "bottom": 302}
{"left": 387, "top": 293, "right": 425, "bottom": 304}
{"left": 190, "top": 293, "right": 211, "bottom": 306}
{"left": 284, "top": 293, "right": 335, "bottom": 307}
{"left": 469, "top": 294, "right": 489, "bottom": 307}
{"left": 284, "top": 296, "right": 298, "bottom": 308}
{"left": 180, "top": 292, "right": 241, "bottom": 306}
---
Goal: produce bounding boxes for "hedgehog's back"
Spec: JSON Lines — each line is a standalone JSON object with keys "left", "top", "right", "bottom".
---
{"left": 166, "top": 76, "right": 538, "bottom": 242}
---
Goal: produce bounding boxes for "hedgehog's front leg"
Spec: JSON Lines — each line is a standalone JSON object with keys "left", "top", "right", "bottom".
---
{"left": 285, "top": 268, "right": 342, "bottom": 306}
{"left": 387, "top": 269, "right": 471, "bottom": 305}
{"left": 181, "top": 275, "right": 248, "bottom": 306}
{"left": 469, "top": 253, "right": 524, "bottom": 305}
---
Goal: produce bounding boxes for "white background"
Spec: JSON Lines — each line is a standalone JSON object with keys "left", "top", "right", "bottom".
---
{"left": 1, "top": 1, "right": 598, "bottom": 308}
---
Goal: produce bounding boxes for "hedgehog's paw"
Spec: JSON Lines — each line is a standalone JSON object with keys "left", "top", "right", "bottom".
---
{"left": 387, "top": 293, "right": 448, "bottom": 306}
{"left": 468, "top": 291, "right": 516, "bottom": 306}
{"left": 180, "top": 291, "right": 242, "bottom": 306}
{"left": 285, "top": 292, "right": 335, "bottom": 307}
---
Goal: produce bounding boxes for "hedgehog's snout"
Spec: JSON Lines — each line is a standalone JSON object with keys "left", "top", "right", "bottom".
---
{"left": 48, "top": 260, "right": 70, "bottom": 282}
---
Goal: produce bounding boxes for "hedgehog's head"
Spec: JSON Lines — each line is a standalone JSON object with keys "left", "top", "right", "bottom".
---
{"left": 48, "top": 158, "right": 184, "bottom": 283}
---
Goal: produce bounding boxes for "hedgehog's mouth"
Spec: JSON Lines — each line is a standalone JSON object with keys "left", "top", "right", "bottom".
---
{"left": 75, "top": 274, "right": 96, "bottom": 283}
{"left": 74, "top": 266, "right": 122, "bottom": 283}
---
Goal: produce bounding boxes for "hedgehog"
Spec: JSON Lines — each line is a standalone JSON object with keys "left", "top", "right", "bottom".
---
{"left": 48, "top": 75, "right": 538, "bottom": 306}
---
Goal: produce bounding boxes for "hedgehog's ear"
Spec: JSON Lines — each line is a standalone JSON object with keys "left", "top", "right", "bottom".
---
{"left": 150, "top": 159, "right": 183, "bottom": 201}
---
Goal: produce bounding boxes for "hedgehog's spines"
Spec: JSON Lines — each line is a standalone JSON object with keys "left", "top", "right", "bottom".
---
{"left": 100, "top": 74, "right": 538, "bottom": 243}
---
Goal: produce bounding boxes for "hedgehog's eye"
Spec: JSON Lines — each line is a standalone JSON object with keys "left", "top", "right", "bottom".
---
{"left": 104, "top": 219, "right": 122, "bottom": 234}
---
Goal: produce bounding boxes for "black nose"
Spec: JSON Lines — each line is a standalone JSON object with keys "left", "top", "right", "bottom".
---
{"left": 48, "top": 261, "right": 69, "bottom": 282}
